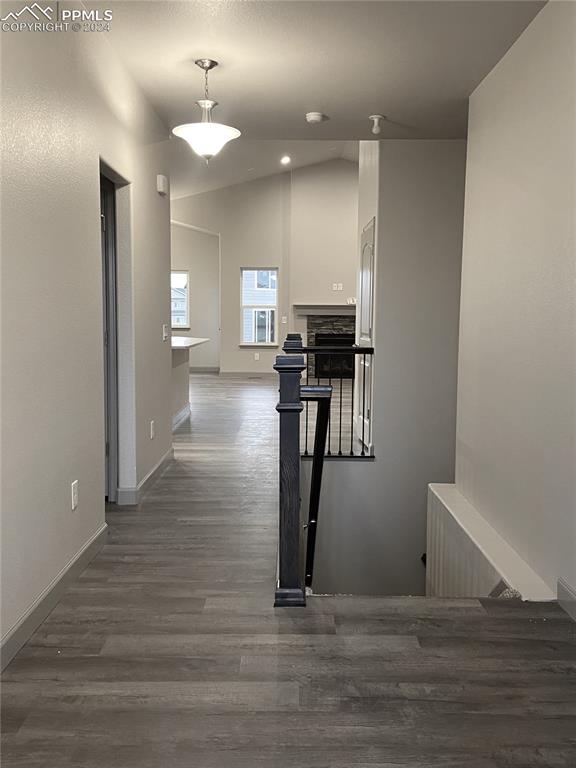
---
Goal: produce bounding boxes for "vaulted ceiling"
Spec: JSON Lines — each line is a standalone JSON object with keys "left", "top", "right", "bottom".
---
{"left": 103, "top": 0, "right": 545, "bottom": 196}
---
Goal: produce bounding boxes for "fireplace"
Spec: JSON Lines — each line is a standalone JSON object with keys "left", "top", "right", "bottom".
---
{"left": 314, "top": 331, "right": 356, "bottom": 379}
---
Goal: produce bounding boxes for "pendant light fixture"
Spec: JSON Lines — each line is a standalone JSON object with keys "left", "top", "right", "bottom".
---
{"left": 172, "top": 59, "right": 241, "bottom": 162}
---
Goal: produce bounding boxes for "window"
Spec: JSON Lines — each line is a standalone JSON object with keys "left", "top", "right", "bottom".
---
{"left": 171, "top": 271, "right": 189, "bottom": 328}
{"left": 241, "top": 268, "right": 278, "bottom": 344}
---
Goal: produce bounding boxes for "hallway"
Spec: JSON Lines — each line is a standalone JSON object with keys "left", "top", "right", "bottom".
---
{"left": 2, "top": 375, "right": 575, "bottom": 767}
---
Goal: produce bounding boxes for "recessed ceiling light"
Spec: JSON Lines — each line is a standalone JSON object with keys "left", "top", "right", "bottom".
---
{"left": 280, "top": 155, "right": 291, "bottom": 165}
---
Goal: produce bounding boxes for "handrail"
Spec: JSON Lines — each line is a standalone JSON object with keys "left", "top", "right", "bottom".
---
{"left": 300, "top": 385, "right": 332, "bottom": 587}
{"left": 283, "top": 335, "right": 374, "bottom": 355}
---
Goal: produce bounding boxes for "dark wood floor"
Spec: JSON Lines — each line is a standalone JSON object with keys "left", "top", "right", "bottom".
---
{"left": 2, "top": 374, "right": 575, "bottom": 767}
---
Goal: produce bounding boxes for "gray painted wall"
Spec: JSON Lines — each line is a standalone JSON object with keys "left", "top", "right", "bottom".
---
{"left": 170, "top": 224, "right": 221, "bottom": 370}
{"left": 171, "top": 159, "right": 358, "bottom": 373}
{"left": 1, "top": 22, "right": 172, "bottom": 644}
{"left": 172, "top": 173, "right": 290, "bottom": 374}
{"left": 456, "top": 1, "right": 576, "bottom": 596}
{"left": 307, "top": 140, "right": 466, "bottom": 596}
{"left": 290, "top": 160, "right": 358, "bottom": 305}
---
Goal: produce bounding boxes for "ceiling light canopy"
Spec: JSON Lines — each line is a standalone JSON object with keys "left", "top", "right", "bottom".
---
{"left": 172, "top": 59, "right": 241, "bottom": 162}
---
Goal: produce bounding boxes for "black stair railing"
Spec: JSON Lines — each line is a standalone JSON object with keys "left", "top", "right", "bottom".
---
{"left": 283, "top": 333, "right": 374, "bottom": 458}
{"left": 273, "top": 355, "right": 333, "bottom": 605}
{"left": 274, "top": 333, "right": 373, "bottom": 605}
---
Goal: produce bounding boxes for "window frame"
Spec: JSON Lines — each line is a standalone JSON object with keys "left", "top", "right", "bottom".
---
{"left": 240, "top": 267, "right": 279, "bottom": 347}
{"left": 170, "top": 269, "right": 190, "bottom": 330}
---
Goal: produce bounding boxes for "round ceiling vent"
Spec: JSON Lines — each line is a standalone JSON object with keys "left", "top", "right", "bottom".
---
{"left": 305, "top": 112, "right": 330, "bottom": 124}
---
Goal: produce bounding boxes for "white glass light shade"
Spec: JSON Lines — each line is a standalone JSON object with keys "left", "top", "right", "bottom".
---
{"left": 172, "top": 122, "right": 241, "bottom": 160}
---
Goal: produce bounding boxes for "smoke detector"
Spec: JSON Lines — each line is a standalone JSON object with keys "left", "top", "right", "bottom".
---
{"left": 306, "top": 112, "right": 329, "bottom": 124}
{"left": 369, "top": 115, "right": 385, "bottom": 135}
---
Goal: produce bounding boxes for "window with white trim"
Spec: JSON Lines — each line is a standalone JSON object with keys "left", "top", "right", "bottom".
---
{"left": 241, "top": 268, "right": 278, "bottom": 344}
{"left": 171, "top": 271, "right": 189, "bottom": 328}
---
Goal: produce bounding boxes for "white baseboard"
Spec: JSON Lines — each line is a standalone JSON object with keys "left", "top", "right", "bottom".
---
{"left": 189, "top": 367, "right": 220, "bottom": 374}
{"left": 558, "top": 579, "right": 576, "bottom": 621}
{"left": 1, "top": 524, "right": 108, "bottom": 670}
{"left": 219, "top": 371, "right": 276, "bottom": 378}
{"left": 172, "top": 404, "right": 191, "bottom": 431}
{"left": 116, "top": 447, "right": 174, "bottom": 505}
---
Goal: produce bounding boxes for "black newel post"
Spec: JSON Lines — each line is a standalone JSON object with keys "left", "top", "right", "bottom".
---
{"left": 273, "top": 353, "right": 306, "bottom": 607}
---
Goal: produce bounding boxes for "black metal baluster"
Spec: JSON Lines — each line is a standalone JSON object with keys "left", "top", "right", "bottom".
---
{"left": 301, "top": 385, "right": 332, "bottom": 589}
{"left": 327, "top": 354, "right": 332, "bottom": 455}
{"left": 338, "top": 373, "right": 343, "bottom": 455}
{"left": 304, "top": 353, "right": 309, "bottom": 455}
{"left": 350, "top": 357, "right": 355, "bottom": 456}
{"left": 361, "top": 353, "right": 366, "bottom": 456}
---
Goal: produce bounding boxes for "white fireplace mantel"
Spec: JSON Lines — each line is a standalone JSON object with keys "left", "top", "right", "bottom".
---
{"left": 292, "top": 303, "right": 356, "bottom": 317}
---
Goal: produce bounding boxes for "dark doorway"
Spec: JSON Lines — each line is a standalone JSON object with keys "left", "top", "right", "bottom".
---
{"left": 100, "top": 176, "right": 119, "bottom": 503}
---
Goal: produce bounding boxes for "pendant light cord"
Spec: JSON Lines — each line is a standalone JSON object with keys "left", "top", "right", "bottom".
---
{"left": 204, "top": 69, "right": 210, "bottom": 100}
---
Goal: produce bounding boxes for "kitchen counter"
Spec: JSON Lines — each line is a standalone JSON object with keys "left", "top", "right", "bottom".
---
{"left": 171, "top": 337, "right": 210, "bottom": 431}
{"left": 171, "top": 336, "right": 209, "bottom": 349}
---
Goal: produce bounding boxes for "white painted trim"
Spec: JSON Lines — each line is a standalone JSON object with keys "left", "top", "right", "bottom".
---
{"left": 1, "top": 524, "right": 108, "bottom": 670}
{"left": 115, "top": 183, "right": 138, "bottom": 492}
{"left": 172, "top": 404, "right": 191, "bottom": 431}
{"left": 558, "top": 579, "right": 576, "bottom": 622}
{"left": 218, "top": 372, "right": 276, "bottom": 379}
{"left": 170, "top": 217, "right": 223, "bottom": 338}
{"left": 189, "top": 367, "right": 220, "bottom": 374}
{"left": 116, "top": 447, "right": 174, "bottom": 506}
{"left": 428, "top": 484, "right": 556, "bottom": 601}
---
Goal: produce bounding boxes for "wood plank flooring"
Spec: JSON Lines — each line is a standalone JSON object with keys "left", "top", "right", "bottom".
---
{"left": 2, "top": 374, "right": 575, "bottom": 767}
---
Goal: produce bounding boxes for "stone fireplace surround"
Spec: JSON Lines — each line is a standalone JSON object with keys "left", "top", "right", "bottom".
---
{"left": 291, "top": 304, "right": 357, "bottom": 379}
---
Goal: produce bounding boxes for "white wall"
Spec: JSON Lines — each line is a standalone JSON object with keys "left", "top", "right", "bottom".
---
{"left": 290, "top": 160, "right": 358, "bottom": 304}
{"left": 170, "top": 224, "right": 220, "bottom": 370}
{"left": 171, "top": 349, "right": 191, "bottom": 423}
{"left": 171, "top": 159, "right": 358, "bottom": 373}
{"left": 310, "top": 140, "right": 466, "bottom": 595}
{"left": 456, "top": 1, "right": 576, "bottom": 597}
{"left": 1, "top": 21, "right": 172, "bottom": 645}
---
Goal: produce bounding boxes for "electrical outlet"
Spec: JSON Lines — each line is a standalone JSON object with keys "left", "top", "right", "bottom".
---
{"left": 337, "top": 283, "right": 343, "bottom": 291}
{"left": 71, "top": 480, "right": 79, "bottom": 511}
{"left": 254, "top": 352, "right": 260, "bottom": 361}
{"left": 281, "top": 316, "right": 287, "bottom": 324}
{"left": 150, "top": 420, "right": 155, "bottom": 439}
{"left": 332, "top": 283, "right": 338, "bottom": 291}
{"left": 162, "top": 324, "right": 169, "bottom": 342}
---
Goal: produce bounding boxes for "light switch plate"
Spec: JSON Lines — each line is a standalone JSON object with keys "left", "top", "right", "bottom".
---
{"left": 162, "top": 324, "right": 169, "bottom": 342}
